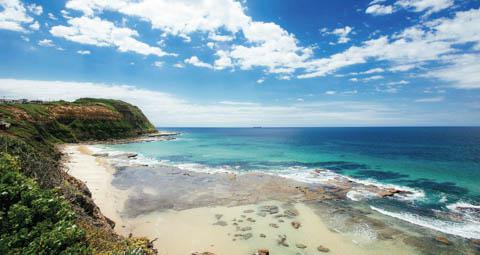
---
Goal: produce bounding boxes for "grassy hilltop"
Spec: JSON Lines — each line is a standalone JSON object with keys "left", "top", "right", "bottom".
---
{"left": 0, "top": 98, "right": 157, "bottom": 255}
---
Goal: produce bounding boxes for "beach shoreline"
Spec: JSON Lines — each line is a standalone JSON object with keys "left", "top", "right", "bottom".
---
{"left": 61, "top": 142, "right": 480, "bottom": 255}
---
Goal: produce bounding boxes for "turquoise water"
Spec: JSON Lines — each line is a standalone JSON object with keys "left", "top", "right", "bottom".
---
{"left": 103, "top": 127, "right": 480, "bottom": 238}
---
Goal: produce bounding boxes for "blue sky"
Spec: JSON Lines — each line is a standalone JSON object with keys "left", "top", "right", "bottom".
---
{"left": 0, "top": 0, "right": 479, "bottom": 126}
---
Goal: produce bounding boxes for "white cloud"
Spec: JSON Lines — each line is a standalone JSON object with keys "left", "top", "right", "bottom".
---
{"left": 48, "top": 13, "right": 57, "bottom": 20}
{"left": 27, "top": 4, "right": 43, "bottom": 16}
{"left": 427, "top": 54, "right": 480, "bottom": 89}
{"left": 213, "top": 50, "right": 233, "bottom": 70}
{"left": 349, "top": 75, "right": 384, "bottom": 82}
{"left": 396, "top": 0, "right": 454, "bottom": 15}
{"left": 387, "top": 80, "right": 410, "bottom": 85}
{"left": 38, "top": 39, "right": 54, "bottom": 47}
{"left": 0, "top": 78, "right": 416, "bottom": 126}
{"left": 173, "top": 62, "right": 185, "bottom": 68}
{"left": 0, "top": 0, "right": 35, "bottom": 32}
{"left": 184, "top": 56, "right": 213, "bottom": 69}
{"left": 29, "top": 21, "right": 39, "bottom": 30}
{"left": 300, "top": 8, "right": 480, "bottom": 87}
{"left": 153, "top": 61, "right": 164, "bottom": 68}
{"left": 256, "top": 78, "right": 265, "bottom": 84}
{"left": 366, "top": 4, "right": 394, "bottom": 15}
{"left": 325, "top": 90, "right": 337, "bottom": 95}
{"left": 363, "top": 67, "right": 384, "bottom": 74}
{"left": 50, "top": 16, "right": 172, "bottom": 57}
{"left": 332, "top": 26, "right": 353, "bottom": 44}
{"left": 77, "top": 50, "right": 91, "bottom": 55}
{"left": 389, "top": 64, "right": 417, "bottom": 72}
{"left": 208, "top": 32, "right": 235, "bottom": 42}
{"left": 415, "top": 96, "right": 445, "bottom": 102}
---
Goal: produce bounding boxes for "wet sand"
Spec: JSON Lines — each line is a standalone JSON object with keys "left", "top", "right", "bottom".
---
{"left": 62, "top": 144, "right": 478, "bottom": 255}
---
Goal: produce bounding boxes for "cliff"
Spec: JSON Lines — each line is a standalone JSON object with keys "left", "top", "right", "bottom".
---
{"left": 0, "top": 99, "right": 157, "bottom": 254}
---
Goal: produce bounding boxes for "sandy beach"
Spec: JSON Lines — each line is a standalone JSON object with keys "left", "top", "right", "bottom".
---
{"left": 61, "top": 144, "right": 433, "bottom": 255}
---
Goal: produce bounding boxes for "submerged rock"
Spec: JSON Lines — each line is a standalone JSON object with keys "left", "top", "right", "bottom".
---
{"left": 269, "top": 223, "right": 279, "bottom": 228}
{"left": 240, "top": 226, "right": 252, "bottom": 231}
{"left": 257, "top": 249, "right": 269, "bottom": 255}
{"left": 277, "top": 235, "right": 289, "bottom": 247}
{"left": 284, "top": 209, "right": 299, "bottom": 218}
{"left": 291, "top": 221, "right": 301, "bottom": 229}
{"left": 435, "top": 236, "right": 451, "bottom": 245}
{"left": 243, "top": 209, "right": 255, "bottom": 213}
{"left": 317, "top": 245, "right": 330, "bottom": 252}
{"left": 260, "top": 233, "right": 266, "bottom": 238}
{"left": 213, "top": 221, "right": 228, "bottom": 226}
{"left": 215, "top": 214, "right": 223, "bottom": 220}
{"left": 257, "top": 212, "right": 267, "bottom": 217}
{"left": 234, "top": 233, "right": 253, "bottom": 240}
{"left": 247, "top": 217, "right": 256, "bottom": 222}
{"left": 191, "top": 252, "right": 215, "bottom": 255}
{"left": 295, "top": 243, "right": 307, "bottom": 249}
{"left": 259, "top": 205, "right": 279, "bottom": 214}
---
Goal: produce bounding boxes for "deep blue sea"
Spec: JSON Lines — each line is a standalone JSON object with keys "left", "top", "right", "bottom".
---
{"left": 100, "top": 127, "right": 480, "bottom": 239}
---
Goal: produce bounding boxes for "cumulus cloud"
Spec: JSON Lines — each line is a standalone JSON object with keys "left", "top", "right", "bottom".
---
{"left": 38, "top": 39, "right": 54, "bottom": 47}
{"left": 50, "top": 16, "right": 172, "bottom": 57}
{"left": 427, "top": 54, "right": 480, "bottom": 89}
{"left": 396, "top": 0, "right": 454, "bottom": 15}
{"left": 77, "top": 50, "right": 91, "bottom": 55}
{"left": 0, "top": 0, "right": 38, "bottom": 32}
{"left": 366, "top": 4, "right": 394, "bottom": 15}
{"left": 184, "top": 56, "right": 213, "bottom": 69}
{"left": 415, "top": 96, "right": 445, "bottom": 102}
{"left": 331, "top": 26, "right": 353, "bottom": 44}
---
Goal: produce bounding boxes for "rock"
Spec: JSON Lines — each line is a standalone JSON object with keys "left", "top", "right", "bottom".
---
{"left": 295, "top": 243, "right": 307, "bottom": 249}
{"left": 291, "top": 221, "right": 301, "bottom": 229}
{"left": 213, "top": 221, "right": 228, "bottom": 226}
{"left": 241, "top": 215, "right": 246, "bottom": 218}
{"left": 435, "top": 236, "right": 451, "bottom": 245}
{"left": 234, "top": 233, "right": 253, "bottom": 240}
{"left": 257, "top": 212, "right": 267, "bottom": 217}
{"left": 92, "top": 153, "right": 108, "bottom": 157}
{"left": 269, "top": 223, "right": 279, "bottom": 228}
{"left": 233, "top": 222, "right": 238, "bottom": 226}
{"left": 278, "top": 219, "right": 284, "bottom": 223}
{"left": 317, "top": 245, "right": 330, "bottom": 252}
{"left": 238, "top": 220, "right": 244, "bottom": 222}
{"left": 277, "top": 235, "right": 289, "bottom": 247}
{"left": 247, "top": 218, "right": 256, "bottom": 222}
{"left": 472, "top": 239, "right": 480, "bottom": 246}
{"left": 274, "top": 214, "right": 285, "bottom": 218}
{"left": 260, "top": 233, "right": 266, "bottom": 238}
{"left": 258, "top": 249, "right": 269, "bottom": 255}
{"left": 284, "top": 209, "right": 299, "bottom": 218}
{"left": 259, "top": 205, "right": 279, "bottom": 214}
{"left": 240, "top": 226, "right": 252, "bottom": 231}
{"left": 215, "top": 214, "right": 223, "bottom": 220}
{"left": 192, "top": 252, "right": 215, "bottom": 255}
{"left": 243, "top": 209, "right": 255, "bottom": 213}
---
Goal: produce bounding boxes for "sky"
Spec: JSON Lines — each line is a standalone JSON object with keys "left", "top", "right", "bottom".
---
{"left": 0, "top": 0, "right": 479, "bottom": 127}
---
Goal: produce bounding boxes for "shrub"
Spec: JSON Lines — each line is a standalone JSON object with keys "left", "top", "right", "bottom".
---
{"left": 0, "top": 153, "right": 89, "bottom": 254}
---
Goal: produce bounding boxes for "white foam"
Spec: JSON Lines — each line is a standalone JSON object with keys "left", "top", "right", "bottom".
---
{"left": 371, "top": 206, "right": 480, "bottom": 239}
{"left": 446, "top": 201, "right": 480, "bottom": 212}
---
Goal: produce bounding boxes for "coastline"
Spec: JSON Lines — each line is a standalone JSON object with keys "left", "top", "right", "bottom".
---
{"left": 61, "top": 143, "right": 442, "bottom": 255}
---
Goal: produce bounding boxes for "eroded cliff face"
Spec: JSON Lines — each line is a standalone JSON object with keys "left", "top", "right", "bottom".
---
{"left": 0, "top": 98, "right": 157, "bottom": 254}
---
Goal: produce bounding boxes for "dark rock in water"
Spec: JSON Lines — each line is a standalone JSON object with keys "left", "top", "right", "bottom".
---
{"left": 435, "top": 236, "right": 451, "bottom": 245}
{"left": 278, "top": 219, "right": 284, "bottom": 223}
{"left": 274, "top": 214, "right": 285, "bottom": 218}
{"left": 213, "top": 221, "right": 228, "bottom": 226}
{"left": 247, "top": 217, "right": 256, "bottom": 222}
{"left": 472, "top": 239, "right": 480, "bottom": 246}
{"left": 191, "top": 252, "right": 215, "bottom": 255}
{"left": 240, "top": 226, "right": 252, "bottom": 231}
{"left": 291, "top": 221, "right": 301, "bottom": 229}
{"left": 243, "top": 209, "right": 254, "bottom": 213}
{"left": 92, "top": 153, "right": 108, "bottom": 157}
{"left": 258, "top": 249, "right": 269, "bottom": 255}
{"left": 269, "top": 223, "right": 279, "bottom": 228}
{"left": 284, "top": 209, "right": 299, "bottom": 218}
{"left": 295, "top": 243, "right": 307, "bottom": 249}
{"left": 234, "top": 233, "right": 253, "bottom": 240}
{"left": 215, "top": 214, "right": 223, "bottom": 220}
{"left": 277, "top": 235, "right": 289, "bottom": 247}
{"left": 260, "top": 233, "right": 266, "bottom": 238}
{"left": 259, "top": 205, "right": 279, "bottom": 214}
{"left": 317, "top": 245, "right": 330, "bottom": 252}
{"left": 257, "top": 212, "right": 267, "bottom": 217}
{"left": 233, "top": 222, "right": 238, "bottom": 226}
{"left": 238, "top": 220, "right": 244, "bottom": 222}
{"left": 241, "top": 215, "right": 246, "bottom": 218}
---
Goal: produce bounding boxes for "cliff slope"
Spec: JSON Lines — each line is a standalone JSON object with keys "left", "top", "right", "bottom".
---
{"left": 0, "top": 98, "right": 157, "bottom": 255}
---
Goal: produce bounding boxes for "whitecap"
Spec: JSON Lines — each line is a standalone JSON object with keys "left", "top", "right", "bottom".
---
{"left": 371, "top": 206, "right": 480, "bottom": 239}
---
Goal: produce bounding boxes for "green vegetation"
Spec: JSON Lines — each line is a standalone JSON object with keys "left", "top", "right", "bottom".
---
{"left": 0, "top": 153, "right": 89, "bottom": 254}
{"left": 0, "top": 99, "right": 157, "bottom": 254}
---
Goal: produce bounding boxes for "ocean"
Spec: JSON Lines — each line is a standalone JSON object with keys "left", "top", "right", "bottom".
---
{"left": 98, "top": 127, "right": 480, "bottom": 239}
